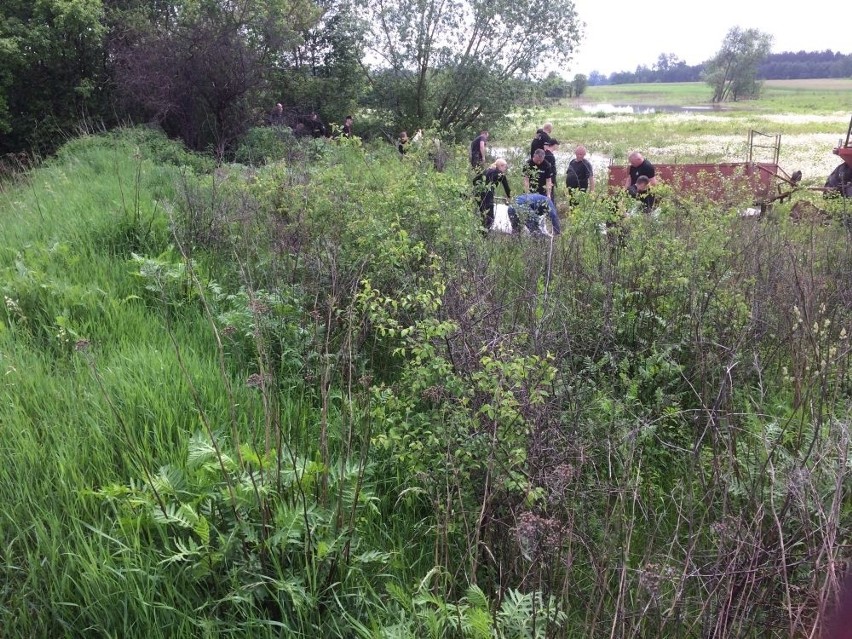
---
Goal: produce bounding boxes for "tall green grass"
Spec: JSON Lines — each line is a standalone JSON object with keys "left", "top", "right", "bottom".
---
{"left": 1, "top": 126, "right": 850, "bottom": 637}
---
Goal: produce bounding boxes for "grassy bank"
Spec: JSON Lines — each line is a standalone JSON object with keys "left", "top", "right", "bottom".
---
{"left": 1, "top": 127, "right": 850, "bottom": 637}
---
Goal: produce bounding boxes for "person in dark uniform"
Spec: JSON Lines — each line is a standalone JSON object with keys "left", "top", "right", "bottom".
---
{"left": 342, "top": 115, "right": 354, "bottom": 137}
{"left": 397, "top": 131, "right": 409, "bottom": 155}
{"left": 566, "top": 145, "right": 595, "bottom": 207}
{"left": 624, "top": 151, "right": 656, "bottom": 188}
{"left": 470, "top": 130, "right": 489, "bottom": 170}
{"left": 627, "top": 175, "right": 656, "bottom": 213}
{"left": 543, "top": 138, "right": 560, "bottom": 206}
{"left": 307, "top": 113, "right": 327, "bottom": 138}
{"left": 824, "top": 161, "right": 852, "bottom": 198}
{"left": 530, "top": 123, "right": 553, "bottom": 157}
{"left": 473, "top": 158, "right": 511, "bottom": 230}
{"left": 524, "top": 149, "right": 554, "bottom": 199}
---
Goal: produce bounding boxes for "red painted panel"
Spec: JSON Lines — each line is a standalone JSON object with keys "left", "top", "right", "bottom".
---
{"left": 607, "top": 162, "right": 781, "bottom": 202}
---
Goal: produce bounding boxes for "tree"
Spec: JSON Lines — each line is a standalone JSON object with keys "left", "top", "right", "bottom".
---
{"left": 275, "top": 0, "right": 366, "bottom": 127}
{"left": 704, "top": 27, "right": 773, "bottom": 103}
{"left": 540, "top": 72, "right": 570, "bottom": 99}
{"left": 571, "top": 73, "right": 587, "bottom": 97}
{"left": 587, "top": 70, "right": 606, "bottom": 86}
{"left": 110, "top": 0, "right": 318, "bottom": 157}
{"left": 357, "top": 0, "right": 581, "bottom": 134}
{"left": 0, "top": 0, "right": 109, "bottom": 155}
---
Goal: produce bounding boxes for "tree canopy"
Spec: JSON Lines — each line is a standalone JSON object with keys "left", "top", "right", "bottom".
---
{"left": 704, "top": 27, "right": 773, "bottom": 103}
{"left": 357, "top": 0, "right": 582, "bottom": 133}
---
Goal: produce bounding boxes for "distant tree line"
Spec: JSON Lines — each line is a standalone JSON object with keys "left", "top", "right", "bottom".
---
{"left": 588, "top": 49, "right": 852, "bottom": 85}
{"left": 758, "top": 50, "right": 852, "bottom": 79}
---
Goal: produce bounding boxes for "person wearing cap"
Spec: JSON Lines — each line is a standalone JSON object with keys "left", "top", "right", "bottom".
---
{"left": 566, "top": 145, "right": 595, "bottom": 207}
{"left": 543, "top": 138, "right": 560, "bottom": 205}
{"left": 530, "top": 123, "right": 553, "bottom": 157}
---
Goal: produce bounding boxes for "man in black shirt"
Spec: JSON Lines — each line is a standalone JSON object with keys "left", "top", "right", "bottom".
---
{"left": 627, "top": 175, "right": 656, "bottom": 213}
{"left": 530, "top": 123, "right": 553, "bottom": 157}
{"left": 566, "top": 145, "right": 595, "bottom": 207}
{"left": 342, "top": 115, "right": 353, "bottom": 137}
{"left": 307, "top": 113, "right": 327, "bottom": 138}
{"left": 624, "top": 151, "right": 657, "bottom": 188}
{"left": 524, "top": 149, "right": 554, "bottom": 199}
{"left": 543, "top": 138, "right": 560, "bottom": 205}
{"left": 470, "top": 130, "right": 489, "bottom": 170}
{"left": 824, "top": 161, "right": 852, "bottom": 198}
{"left": 397, "top": 131, "right": 409, "bottom": 155}
{"left": 473, "top": 158, "right": 511, "bottom": 230}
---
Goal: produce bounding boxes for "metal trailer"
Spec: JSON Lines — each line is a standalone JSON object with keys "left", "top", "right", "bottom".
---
{"left": 606, "top": 130, "right": 803, "bottom": 211}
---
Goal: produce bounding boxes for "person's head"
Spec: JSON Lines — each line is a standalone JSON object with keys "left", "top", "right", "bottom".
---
{"left": 635, "top": 175, "right": 650, "bottom": 192}
{"left": 480, "top": 130, "right": 489, "bottom": 139}
{"left": 542, "top": 123, "right": 553, "bottom": 134}
{"left": 399, "top": 131, "right": 408, "bottom": 142}
{"left": 574, "top": 145, "right": 587, "bottom": 159}
{"left": 532, "top": 149, "right": 546, "bottom": 164}
{"left": 273, "top": 103, "right": 283, "bottom": 113}
{"left": 628, "top": 151, "right": 645, "bottom": 167}
{"left": 310, "top": 112, "right": 319, "bottom": 121}
{"left": 345, "top": 115, "right": 353, "bottom": 124}
{"left": 493, "top": 158, "right": 508, "bottom": 173}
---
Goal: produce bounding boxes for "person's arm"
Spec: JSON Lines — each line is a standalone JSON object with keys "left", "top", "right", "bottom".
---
{"left": 587, "top": 161, "right": 595, "bottom": 192}
{"left": 479, "top": 140, "right": 486, "bottom": 162}
{"left": 545, "top": 177, "right": 552, "bottom": 198}
{"left": 647, "top": 165, "right": 658, "bottom": 187}
{"left": 523, "top": 174, "right": 530, "bottom": 193}
{"left": 501, "top": 175, "right": 511, "bottom": 199}
{"left": 547, "top": 197, "right": 557, "bottom": 217}
{"left": 623, "top": 174, "right": 632, "bottom": 188}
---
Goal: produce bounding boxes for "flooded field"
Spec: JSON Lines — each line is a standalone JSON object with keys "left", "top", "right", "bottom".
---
{"left": 502, "top": 108, "right": 851, "bottom": 185}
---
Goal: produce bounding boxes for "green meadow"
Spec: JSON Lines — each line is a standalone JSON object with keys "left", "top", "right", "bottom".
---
{"left": 501, "top": 80, "right": 852, "bottom": 177}
{"left": 580, "top": 79, "right": 852, "bottom": 111}
{"left": 0, "top": 89, "right": 850, "bottom": 637}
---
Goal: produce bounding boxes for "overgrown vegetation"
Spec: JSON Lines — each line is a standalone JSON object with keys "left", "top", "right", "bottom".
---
{"left": 0, "top": 128, "right": 850, "bottom": 637}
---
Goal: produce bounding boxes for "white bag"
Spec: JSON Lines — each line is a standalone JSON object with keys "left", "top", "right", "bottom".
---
{"left": 492, "top": 203, "right": 513, "bottom": 233}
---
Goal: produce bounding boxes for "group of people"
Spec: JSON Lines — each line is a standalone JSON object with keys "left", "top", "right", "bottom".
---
{"left": 471, "top": 122, "right": 659, "bottom": 235}
{"left": 268, "top": 103, "right": 354, "bottom": 139}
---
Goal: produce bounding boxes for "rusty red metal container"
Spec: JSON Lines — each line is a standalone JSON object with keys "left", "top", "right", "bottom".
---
{"left": 608, "top": 162, "right": 781, "bottom": 204}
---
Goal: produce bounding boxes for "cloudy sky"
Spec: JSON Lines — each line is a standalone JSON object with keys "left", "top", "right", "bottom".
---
{"left": 567, "top": 0, "right": 852, "bottom": 76}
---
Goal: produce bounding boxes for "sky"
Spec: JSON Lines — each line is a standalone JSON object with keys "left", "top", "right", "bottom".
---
{"left": 567, "top": 0, "right": 852, "bottom": 77}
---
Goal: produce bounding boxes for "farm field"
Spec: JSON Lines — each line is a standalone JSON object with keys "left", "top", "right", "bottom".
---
{"left": 579, "top": 79, "right": 852, "bottom": 109}
{"left": 501, "top": 80, "right": 852, "bottom": 186}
